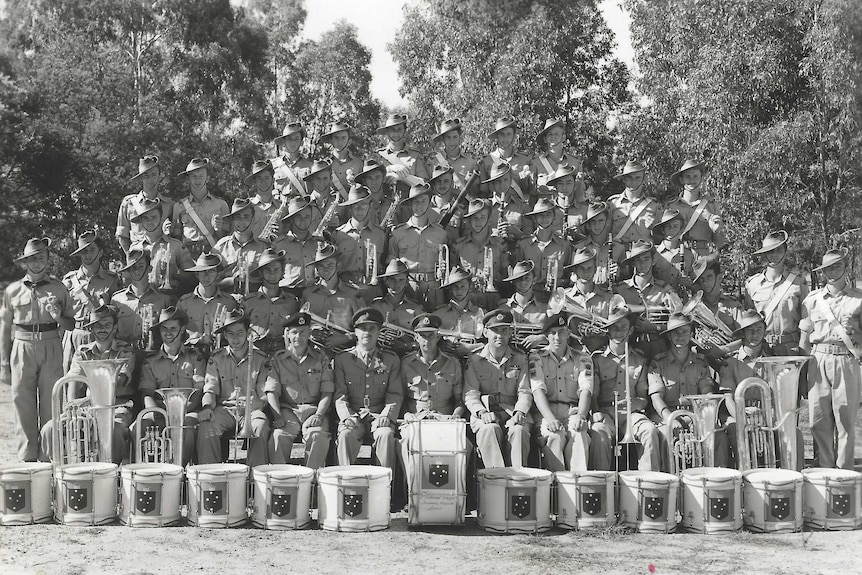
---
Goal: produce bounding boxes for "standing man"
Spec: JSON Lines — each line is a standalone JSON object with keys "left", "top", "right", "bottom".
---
{"left": 171, "top": 158, "right": 229, "bottom": 260}
{"left": 1, "top": 238, "right": 75, "bottom": 461}
{"left": 464, "top": 309, "right": 532, "bottom": 468}
{"left": 426, "top": 118, "right": 479, "bottom": 194}
{"left": 245, "top": 159, "right": 281, "bottom": 241}
{"left": 110, "top": 247, "right": 173, "bottom": 352}
{"left": 242, "top": 248, "right": 300, "bottom": 355}
{"left": 212, "top": 197, "right": 269, "bottom": 296}
{"left": 117, "top": 155, "right": 174, "bottom": 254}
{"left": 666, "top": 158, "right": 725, "bottom": 259}
{"left": 320, "top": 121, "right": 363, "bottom": 201}
{"left": 799, "top": 249, "right": 862, "bottom": 469}
{"left": 333, "top": 308, "right": 403, "bottom": 471}
{"left": 480, "top": 116, "right": 533, "bottom": 197}
{"left": 131, "top": 197, "right": 195, "bottom": 295}
{"left": 375, "top": 113, "right": 429, "bottom": 181}
{"left": 272, "top": 121, "right": 313, "bottom": 197}
{"left": 608, "top": 161, "right": 659, "bottom": 251}
{"left": 335, "top": 185, "right": 387, "bottom": 286}
{"left": 272, "top": 197, "right": 320, "bottom": 291}
{"left": 177, "top": 253, "right": 239, "bottom": 353}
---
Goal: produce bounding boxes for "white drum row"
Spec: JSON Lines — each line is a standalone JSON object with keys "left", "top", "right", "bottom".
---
{"left": 474, "top": 467, "right": 862, "bottom": 534}
{"left": 0, "top": 462, "right": 393, "bottom": 531}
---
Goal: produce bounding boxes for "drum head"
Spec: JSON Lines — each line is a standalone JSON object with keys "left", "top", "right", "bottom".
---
{"left": 803, "top": 468, "right": 862, "bottom": 482}
{"left": 479, "top": 467, "right": 552, "bottom": 481}
{"left": 318, "top": 465, "right": 390, "bottom": 481}
{"left": 682, "top": 467, "right": 741, "bottom": 482}
{"left": 253, "top": 464, "right": 314, "bottom": 480}
{"left": 744, "top": 469, "right": 803, "bottom": 484}
{"left": 122, "top": 463, "right": 182, "bottom": 478}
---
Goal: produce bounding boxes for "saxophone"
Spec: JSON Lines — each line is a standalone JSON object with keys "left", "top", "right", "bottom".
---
{"left": 258, "top": 200, "right": 288, "bottom": 241}
{"left": 379, "top": 185, "right": 402, "bottom": 231}
{"left": 313, "top": 193, "right": 340, "bottom": 237}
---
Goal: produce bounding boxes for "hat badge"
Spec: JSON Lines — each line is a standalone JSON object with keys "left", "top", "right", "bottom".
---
{"left": 558, "top": 317, "right": 565, "bottom": 326}
{"left": 496, "top": 314, "right": 504, "bottom": 321}
{"left": 298, "top": 317, "right": 306, "bottom": 325}
{"left": 422, "top": 317, "right": 430, "bottom": 326}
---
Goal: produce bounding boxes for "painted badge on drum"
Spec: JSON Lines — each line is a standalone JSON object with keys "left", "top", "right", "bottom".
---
{"left": 135, "top": 484, "right": 161, "bottom": 515}
{"left": 202, "top": 483, "right": 225, "bottom": 515}
{"left": 67, "top": 483, "right": 91, "bottom": 513}
{"left": 271, "top": 487, "right": 294, "bottom": 519}
{"left": 769, "top": 493, "right": 792, "bottom": 521}
{"left": 343, "top": 490, "right": 366, "bottom": 519}
{"left": 4, "top": 483, "right": 29, "bottom": 514}
{"left": 643, "top": 491, "right": 665, "bottom": 521}
{"left": 830, "top": 491, "right": 853, "bottom": 518}
{"left": 511, "top": 491, "right": 534, "bottom": 520}
{"left": 708, "top": 490, "right": 732, "bottom": 521}
{"left": 581, "top": 490, "right": 603, "bottom": 516}
{"left": 427, "top": 463, "right": 449, "bottom": 488}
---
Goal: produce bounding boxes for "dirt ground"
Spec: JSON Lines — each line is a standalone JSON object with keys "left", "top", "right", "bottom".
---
{"left": 1, "top": 383, "right": 862, "bottom": 575}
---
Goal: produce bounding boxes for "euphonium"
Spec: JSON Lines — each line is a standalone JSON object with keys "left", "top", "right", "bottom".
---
{"left": 681, "top": 290, "right": 736, "bottom": 351}
{"left": 436, "top": 244, "right": 450, "bottom": 284}
{"left": 510, "top": 320, "right": 544, "bottom": 351}
{"left": 134, "top": 387, "right": 195, "bottom": 465}
{"left": 547, "top": 288, "right": 608, "bottom": 337}
{"left": 379, "top": 319, "right": 417, "bottom": 353}
{"left": 51, "top": 359, "right": 128, "bottom": 465}
{"left": 665, "top": 393, "right": 726, "bottom": 474}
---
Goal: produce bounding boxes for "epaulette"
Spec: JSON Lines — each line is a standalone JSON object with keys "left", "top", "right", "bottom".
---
{"left": 652, "top": 351, "right": 669, "bottom": 361}
{"left": 178, "top": 292, "right": 194, "bottom": 302}
{"left": 391, "top": 222, "right": 409, "bottom": 231}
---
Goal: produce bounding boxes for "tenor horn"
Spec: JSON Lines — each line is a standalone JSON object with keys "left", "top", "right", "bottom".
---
{"left": 51, "top": 359, "right": 128, "bottom": 465}
{"left": 134, "top": 387, "right": 196, "bottom": 465}
{"left": 681, "top": 290, "right": 737, "bottom": 352}
{"left": 665, "top": 393, "right": 726, "bottom": 474}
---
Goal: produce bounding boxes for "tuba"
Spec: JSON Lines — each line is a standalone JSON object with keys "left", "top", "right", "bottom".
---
{"left": 681, "top": 290, "right": 736, "bottom": 352}
{"left": 378, "top": 319, "right": 417, "bottom": 354}
{"left": 665, "top": 393, "right": 726, "bottom": 474}
{"left": 134, "top": 387, "right": 196, "bottom": 465}
{"left": 51, "top": 359, "right": 128, "bottom": 465}
{"left": 510, "top": 319, "right": 544, "bottom": 352}
{"left": 735, "top": 356, "right": 808, "bottom": 471}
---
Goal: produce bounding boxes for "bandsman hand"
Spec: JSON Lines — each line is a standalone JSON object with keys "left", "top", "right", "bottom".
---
{"left": 306, "top": 413, "right": 323, "bottom": 428}
{"left": 546, "top": 418, "right": 563, "bottom": 432}
{"left": 199, "top": 407, "right": 213, "bottom": 422}
{"left": 480, "top": 410, "right": 497, "bottom": 424}
{"left": 162, "top": 218, "right": 172, "bottom": 237}
{"left": 211, "top": 214, "right": 223, "bottom": 233}
{"left": 510, "top": 410, "right": 526, "bottom": 426}
{"left": 570, "top": 414, "right": 586, "bottom": 432}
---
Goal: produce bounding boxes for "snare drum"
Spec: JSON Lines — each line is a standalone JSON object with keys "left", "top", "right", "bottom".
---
{"left": 619, "top": 471, "right": 679, "bottom": 533}
{"left": 186, "top": 463, "right": 248, "bottom": 528}
{"left": 477, "top": 468, "right": 553, "bottom": 534}
{"left": 680, "top": 467, "right": 742, "bottom": 534}
{"left": 251, "top": 465, "right": 315, "bottom": 530}
{"left": 802, "top": 468, "right": 862, "bottom": 531}
{"left": 120, "top": 463, "right": 183, "bottom": 527}
{"left": 402, "top": 419, "right": 468, "bottom": 526}
{"left": 0, "top": 462, "right": 53, "bottom": 525}
{"left": 317, "top": 465, "right": 392, "bottom": 532}
{"left": 554, "top": 471, "right": 616, "bottom": 530}
{"left": 742, "top": 469, "right": 803, "bottom": 533}
{"left": 55, "top": 462, "right": 118, "bottom": 526}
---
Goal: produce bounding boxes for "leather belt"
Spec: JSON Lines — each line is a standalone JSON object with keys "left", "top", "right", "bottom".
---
{"left": 14, "top": 322, "right": 59, "bottom": 333}
{"left": 813, "top": 343, "right": 851, "bottom": 355}
{"left": 766, "top": 333, "right": 798, "bottom": 345}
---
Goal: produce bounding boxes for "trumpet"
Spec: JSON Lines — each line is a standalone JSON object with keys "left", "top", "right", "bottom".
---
{"left": 364, "top": 237, "right": 378, "bottom": 285}
{"left": 478, "top": 246, "right": 497, "bottom": 293}
{"left": 436, "top": 244, "right": 450, "bottom": 284}
{"left": 681, "top": 290, "right": 736, "bottom": 351}
{"left": 153, "top": 246, "right": 170, "bottom": 290}
{"left": 139, "top": 303, "right": 154, "bottom": 351}
{"left": 234, "top": 253, "right": 250, "bottom": 297}
{"left": 545, "top": 253, "right": 560, "bottom": 293}
{"left": 134, "top": 387, "right": 196, "bottom": 465}
{"left": 665, "top": 393, "right": 726, "bottom": 474}
{"left": 258, "top": 200, "right": 287, "bottom": 241}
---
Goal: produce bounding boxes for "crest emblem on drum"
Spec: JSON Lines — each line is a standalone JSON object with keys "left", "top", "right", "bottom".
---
{"left": 581, "top": 491, "right": 602, "bottom": 516}
{"left": 428, "top": 464, "right": 449, "bottom": 488}
{"left": 644, "top": 496, "right": 665, "bottom": 520}
{"left": 67, "top": 487, "right": 90, "bottom": 512}
{"left": 136, "top": 490, "right": 158, "bottom": 515}
{"left": 769, "top": 496, "right": 791, "bottom": 521}
{"left": 203, "top": 490, "right": 224, "bottom": 514}
{"left": 709, "top": 495, "right": 730, "bottom": 521}
{"left": 511, "top": 494, "right": 532, "bottom": 519}
{"left": 343, "top": 493, "right": 364, "bottom": 518}
{"left": 4, "top": 487, "right": 27, "bottom": 513}
{"left": 272, "top": 493, "right": 292, "bottom": 518}
{"left": 831, "top": 492, "right": 852, "bottom": 517}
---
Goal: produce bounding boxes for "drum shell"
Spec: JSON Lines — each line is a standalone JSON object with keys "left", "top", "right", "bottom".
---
{"left": 742, "top": 469, "right": 803, "bottom": 533}
{"left": 317, "top": 465, "right": 391, "bottom": 532}
{"left": 554, "top": 471, "right": 616, "bottom": 530}
{"left": 619, "top": 471, "right": 679, "bottom": 533}
{"left": 120, "top": 463, "right": 183, "bottom": 527}
{"left": 186, "top": 463, "right": 248, "bottom": 528}
{"left": 55, "top": 462, "right": 118, "bottom": 526}
{"left": 403, "top": 420, "right": 469, "bottom": 526}
{"left": 680, "top": 467, "right": 742, "bottom": 533}
{"left": 477, "top": 467, "right": 553, "bottom": 534}
{"left": 251, "top": 464, "right": 315, "bottom": 530}
{"left": 802, "top": 468, "right": 862, "bottom": 531}
{"left": 0, "top": 462, "right": 53, "bottom": 525}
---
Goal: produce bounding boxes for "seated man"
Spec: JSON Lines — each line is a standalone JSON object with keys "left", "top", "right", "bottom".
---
{"left": 464, "top": 309, "right": 532, "bottom": 468}
{"left": 40, "top": 305, "right": 136, "bottom": 464}
{"left": 197, "top": 309, "right": 271, "bottom": 467}
{"left": 333, "top": 308, "right": 403, "bottom": 471}
{"left": 264, "top": 312, "right": 333, "bottom": 469}
{"left": 138, "top": 306, "right": 204, "bottom": 465}
{"left": 590, "top": 298, "right": 662, "bottom": 471}
{"left": 528, "top": 313, "right": 592, "bottom": 471}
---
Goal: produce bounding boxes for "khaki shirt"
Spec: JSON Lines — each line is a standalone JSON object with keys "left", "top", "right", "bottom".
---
{"left": 242, "top": 288, "right": 299, "bottom": 341}
{"left": 265, "top": 346, "right": 334, "bottom": 407}
{"left": 800, "top": 285, "right": 862, "bottom": 344}
{"left": 401, "top": 351, "right": 463, "bottom": 415}
{"left": 453, "top": 234, "right": 507, "bottom": 287}
{"left": 110, "top": 286, "right": 173, "bottom": 346}
{"left": 745, "top": 270, "right": 808, "bottom": 338}
{"left": 516, "top": 232, "right": 571, "bottom": 289}
{"left": 388, "top": 220, "right": 449, "bottom": 276}
{"left": 647, "top": 350, "right": 715, "bottom": 408}
{"left": 139, "top": 345, "right": 205, "bottom": 395}
{"left": 608, "top": 192, "right": 659, "bottom": 245}
{"left": 272, "top": 232, "right": 319, "bottom": 289}
{"left": 137, "top": 235, "right": 195, "bottom": 291}
{"left": 666, "top": 192, "right": 724, "bottom": 247}
{"left": 370, "top": 295, "right": 424, "bottom": 329}
{"left": 172, "top": 193, "right": 229, "bottom": 244}
{"left": 62, "top": 267, "right": 119, "bottom": 323}
{"left": 464, "top": 346, "right": 532, "bottom": 416}
{"left": 434, "top": 300, "right": 485, "bottom": 337}
{"left": 333, "top": 347, "right": 403, "bottom": 421}
{"left": 203, "top": 346, "right": 270, "bottom": 409}
{"left": 302, "top": 281, "right": 365, "bottom": 332}
{"left": 425, "top": 152, "right": 479, "bottom": 191}
{"left": 481, "top": 150, "right": 532, "bottom": 193}
{"left": 505, "top": 294, "right": 548, "bottom": 325}
{"left": 376, "top": 146, "right": 429, "bottom": 179}
{"left": 212, "top": 235, "right": 269, "bottom": 286}
{"left": 592, "top": 347, "right": 649, "bottom": 410}
{"left": 335, "top": 219, "right": 386, "bottom": 279}
{"left": 654, "top": 242, "right": 696, "bottom": 289}
{"left": 3, "top": 276, "right": 73, "bottom": 326}
{"left": 176, "top": 286, "right": 238, "bottom": 345}
{"left": 718, "top": 344, "right": 772, "bottom": 393}
{"left": 249, "top": 196, "right": 282, "bottom": 240}
{"left": 272, "top": 154, "right": 313, "bottom": 195}
{"left": 69, "top": 340, "right": 136, "bottom": 400}
{"left": 116, "top": 191, "right": 174, "bottom": 244}
{"left": 490, "top": 192, "right": 534, "bottom": 239}
{"left": 530, "top": 152, "right": 580, "bottom": 178}
{"left": 529, "top": 347, "right": 593, "bottom": 408}
{"left": 328, "top": 152, "right": 363, "bottom": 197}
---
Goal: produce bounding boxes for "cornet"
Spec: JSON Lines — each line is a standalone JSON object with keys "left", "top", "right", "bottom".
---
{"left": 210, "top": 302, "right": 229, "bottom": 351}
{"left": 139, "top": 303, "right": 154, "bottom": 351}
{"left": 480, "top": 246, "right": 497, "bottom": 292}
{"left": 152, "top": 246, "right": 170, "bottom": 290}
{"left": 364, "top": 237, "right": 378, "bottom": 285}
{"left": 234, "top": 253, "right": 250, "bottom": 297}
{"left": 436, "top": 244, "right": 450, "bottom": 284}
{"left": 545, "top": 253, "right": 560, "bottom": 293}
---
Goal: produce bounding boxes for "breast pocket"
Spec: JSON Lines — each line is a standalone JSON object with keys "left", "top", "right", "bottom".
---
{"left": 434, "top": 374, "right": 454, "bottom": 399}
{"left": 10, "top": 290, "right": 32, "bottom": 310}
{"left": 504, "top": 367, "right": 522, "bottom": 395}
{"left": 304, "top": 368, "right": 323, "bottom": 397}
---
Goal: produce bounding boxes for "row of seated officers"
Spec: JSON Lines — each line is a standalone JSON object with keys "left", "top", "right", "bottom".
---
{"left": 41, "top": 292, "right": 773, "bottom": 476}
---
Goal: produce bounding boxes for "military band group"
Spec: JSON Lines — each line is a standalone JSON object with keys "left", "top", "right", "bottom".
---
{"left": 2, "top": 114, "right": 861, "bottom": 505}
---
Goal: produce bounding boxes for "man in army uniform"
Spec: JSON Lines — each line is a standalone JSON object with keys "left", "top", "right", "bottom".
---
{"left": 272, "top": 197, "right": 320, "bottom": 291}
{"left": 800, "top": 249, "right": 862, "bottom": 469}
{"left": 608, "top": 160, "right": 659, "bottom": 250}
{"left": 427, "top": 164, "right": 463, "bottom": 244}
{"left": 452, "top": 198, "right": 506, "bottom": 309}
{"left": 528, "top": 312, "right": 592, "bottom": 471}
{"left": 652, "top": 208, "right": 696, "bottom": 297}
{"left": 666, "top": 159, "right": 724, "bottom": 258}
{"left": 546, "top": 164, "right": 588, "bottom": 236}
{"left": 110, "top": 247, "right": 173, "bottom": 352}
{"left": 503, "top": 261, "right": 549, "bottom": 325}
{"left": 244, "top": 159, "right": 282, "bottom": 241}
{"left": 531, "top": 118, "right": 581, "bottom": 180}
{"left": 302, "top": 244, "right": 365, "bottom": 339}
{"left": 517, "top": 197, "right": 570, "bottom": 295}
{"left": 320, "top": 121, "right": 363, "bottom": 201}
{"left": 426, "top": 118, "right": 479, "bottom": 194}
{"left": 388, "top": 182, "right": 450, "bottom": 311}
{"left": 590, "top": 299, "right": 662, "bottom": 471}
{"left": 171, "top": 158, "right": 229, "bottom": 260}
{"left": 302, "top": 159, "right": 338, "bottom": 232}
{"left": 464, "top": 309, "right": 532, "bottom": 468}
{"left": 62, "top": 230, "right": 120, "bottom": 370}
{"left": 1, "top": 238, "right": 75, "bottom": 460}
{"left": 335, "top": 185, "right": 387, "bottom": 286}
{"left": 375, "top": 113, "right": 429, "bottom": 181}
{"left": 117, "top": 156, "right": 174, "bottom": 254}
{"left": 486, "top": 162, "right": 532, "bottom": 244}
{"left": 435, "top": 266, "right": 486, "bottom": 345}
{"left": 370, "top": 259, "right": 425, "bottom": 331}
{"left": 177, "top": 253, "right": 238, "bottom": 354}
{"left": 353, "top": 159, "right": 403, "bottom": 228}
{"left": 333, "top": 307, "right": 403, "bottom": 471}
{"left": 213, "top": 197, "right": 269, "bottom": 297}
{"left": 272, "top": 121, "right": 313, "bottom": 196}
{"left": 690, "top": 259, "right": 742, "bottom": 348}
{"left": 131, "top": 197, "right": 195, "bottom": 295}
{"left": 562, "top": 246, "right": 613, "bottom": 352}
{"left": 138, "top": 306, "right": 204, "bottom": 465}
{"left": 242, "top": 248, "right": 299, "bottom": 355}
{"left": 264, "top": 311, "right": 333, "bottom": 469}
{"left": 480, "top": 116, "right": 533, "bottom": 197}
{"left": 198, "top": 309, "right": 271, "bottom": 466}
